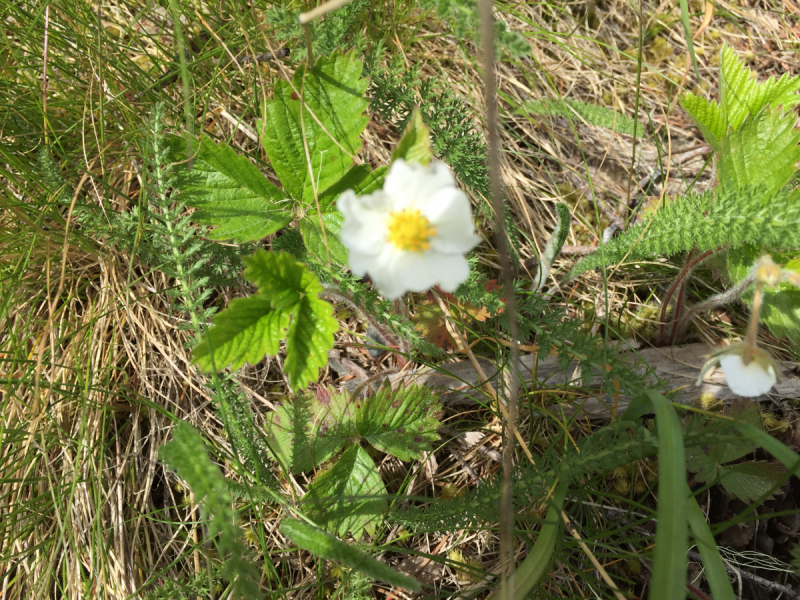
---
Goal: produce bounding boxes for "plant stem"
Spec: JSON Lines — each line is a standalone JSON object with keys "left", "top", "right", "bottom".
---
{"left": 745, "top": 282, "right": 764, "bottom": 348}
{"left": 479, "top": 0, "right": 521, "bottom": 596}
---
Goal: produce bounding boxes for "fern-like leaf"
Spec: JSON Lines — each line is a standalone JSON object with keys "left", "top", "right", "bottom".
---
{"left": 160, "top": 422, "right": 263, "bottom": 599}
{"left": 718, "top": 108, "right": 800, "bottom": 196}
{"left": 570, "top": 187, "right": 800, "bottom": 278}
{"left": 518, "top": 97, "right": 644, "bottom": 138}
{"left": 720, "top": 45, "right": 800, "bottom": 133}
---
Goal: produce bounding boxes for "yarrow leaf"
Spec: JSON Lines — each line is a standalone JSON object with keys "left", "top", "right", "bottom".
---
{"left": 168, "top": 134, "right": 292, "bottom": 243}
{"left": 280, "top": 519, "right": 420, "bottom": 591}
{"left": 160, "top": 422, "right": 262, "bottom": 599}
{"left": 192, "top": 251, "right": 338, "bottom": 389}
{"left": 570, "top": 187, "right": 800, "bottom": 278}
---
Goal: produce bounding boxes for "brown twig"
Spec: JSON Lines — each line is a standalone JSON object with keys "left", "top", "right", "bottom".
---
{"left": 479, "top": 0, "right": 522, "bottom": 596}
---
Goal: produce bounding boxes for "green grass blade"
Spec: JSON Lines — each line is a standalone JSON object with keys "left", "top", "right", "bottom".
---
{"left": 511, "top": 481, "right": 567, "bottom": 600}
{"left": 647, "top": 390, "right": 687, "bottom": 600}
{"left": 733, "top": 422, "right": 800, "bottom": 473}
{"left": 679, "top": 0, "right": 700, "bottom": 80}
{"left": 281, "top": 518, "right": 421, "bottom": 591}
{"left": 686, "top": 493, "right": 735, "bottom": 600}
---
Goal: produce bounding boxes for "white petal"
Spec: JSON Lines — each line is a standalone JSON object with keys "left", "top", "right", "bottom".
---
{"left": 367, "top": 248, "right": 471, "bottom": 299}
{"left": 720, "top": 354, "right": 777, "bottom": 397}
{"left": 384, "top": 159, "right": 455, "bottom": 211}
{"left": 338, "top": 190, "right": 391, "bottom": 254}
{"left": 424, "top": 188, "right": 481, "bottom": 254}
{"left": 346, "top": 250, "right": 376, "bottom": 277}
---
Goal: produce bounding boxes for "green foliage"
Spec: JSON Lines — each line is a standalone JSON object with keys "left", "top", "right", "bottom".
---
{"left": 686, "top": 495, "right": 736, "bottom": 600}
{"left": 266, "top": 384, "right": 442, "bottom": 535}
{"left": 368, "top": 56, "right": 489, "bottom": 197}
{"left": 167, "top": 50, "right": 380, "bottom": 265}
{"left": 511, "top": 482, "right": 566, "bottom": 600}
{"left": 569, "top": 186, "right": 800, "bottom": 278}
{"left": 517, "top": 98, "right": 644, "bottom": 139}
{"left": 266, "top": 384, "right": 442, "bottom": 471}
{"left": 193, "top": 251, "right": 338, "bottom": 390}
{"left": 259, "top": 49, "right": 369, "bottom": 205}
{"left": 681, "top": 45, "right": 800, "bottom": 149}
{"left": 168, "top": 134, "right": 292, "bottom": 243}
{"left": 265, "top": 387, "right": 357, "bottom": 473}
{"left": 397, "top": 418, "right": 659, "bottom": 530}
{"left": 717, "top": 108, "right": 800, "bottom": 196}
{"left": 649, "top": 390, "right": 688, "bottom": 600}
{"left": 264, "top": 1, "right": 372, "bottom": 62}
{"left": 391, "top": 107, "right": 433, "bottom": 166}
{"left": 686, "top": 401, "right": 784, "bottom": 503}
{"left": 419, "top": 0, "right": 530, "bottom": 58}
{"left": 575, "top": 47, "right": 800, "bottom": 340}
{"left": 160, "top": 422, "right": 262, "bottom": 599}
{"left": 303, "top": 445, "right": 388, "bottom": 537}
{"left": 534, "top": 202, "right": 571, "bottom": 290}
{"left": 280, "top": 519, "right": 420, "bottom": 591}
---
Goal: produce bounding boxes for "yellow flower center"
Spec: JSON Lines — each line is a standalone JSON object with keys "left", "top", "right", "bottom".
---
{"left": 387, "top": 209, "right": 436, "bottom": 252}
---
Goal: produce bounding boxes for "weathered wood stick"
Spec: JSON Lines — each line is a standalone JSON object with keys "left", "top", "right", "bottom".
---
{"left": 344, "top": 343, "right": 800, "bottom": 421}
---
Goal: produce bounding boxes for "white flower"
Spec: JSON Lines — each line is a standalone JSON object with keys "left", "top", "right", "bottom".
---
{"left": 697, "top": 343, "right": 779, "bottom": 398}
{"left": 337, "top": 159, "right": 481, "bottom": 299}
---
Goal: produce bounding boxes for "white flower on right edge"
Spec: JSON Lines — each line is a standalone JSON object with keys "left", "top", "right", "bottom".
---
{"left": 697, "top": 343, "right": 780, "bottom": 398}
{"left": 337, "top": 159, "right": 481, "bottom": 300}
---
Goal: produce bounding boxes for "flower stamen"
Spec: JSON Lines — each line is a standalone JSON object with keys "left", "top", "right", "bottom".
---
{"left": 387, "top": 209, "right": 437, "bottom": 252}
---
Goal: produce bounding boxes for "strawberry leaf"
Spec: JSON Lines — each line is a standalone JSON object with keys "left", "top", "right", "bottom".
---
{"left": 302, "top": 445, "right": 388, "bottom": 538}
{"left": 169, "top": 134, "right": 293, "bottom": 242}
{"left": 192, "top": 251, "right": 338, "bottom": 389}
{"left": 356, "top": 384, "right": 442, "bottom": 462}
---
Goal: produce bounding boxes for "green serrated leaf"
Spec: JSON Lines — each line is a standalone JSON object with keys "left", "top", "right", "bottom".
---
{"left": 356, "top": 385, "right": 442, "bottom": 462}
{"left": 721, "top": 45, "right": 800, "bottom": 133}
{"left": 318, "top": 164, "right": 372, "bottom": 209}
{"left": 168, "top": 134, "right": 293, "bottom": 243}
{"left": 718, "top": 109, "right": 800, "bottom": 196}
{"left": 192, "top": 295, "right": 291, "bottom": 372}
{"left": 392, "top": 108, "right": 432, "bottom": 165}
{"left": 265, "top": 388, "right": 357, "bottom": 473}
{"left": 681, "top": 93, "right": 726, "bottom": 149}
{"left": 260, "top": 49, "right": 369, "bottom": 204}
{"left": 759, "top": 287, "right": 800, "bottom": 344}
{"left": 686, "top": 400, "right": 762, "bottom": 483}
{"left": 727, "top": 246, "right": 800, "bottom": 343}
{"left": 285, "top": 282, "right": 338, "bottom": 390}
{"left": 302, "top": 445, "right": 388, "bottom": 537}
{"left": 192, "top": 251, "right": 338, "bottom": 389}
{"left": 280, "top": 519, "right": 420, "bottom": 591}
{"left": 299, "top": 211, "right": 348, "bottom": 264}
{"left": 718, "top": 461, "right": 786, "bottom": 503}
